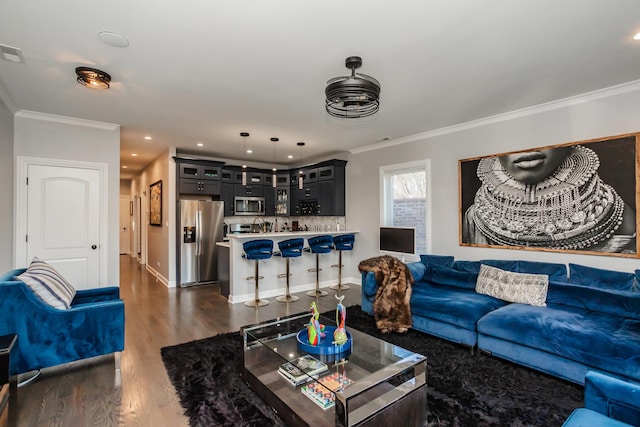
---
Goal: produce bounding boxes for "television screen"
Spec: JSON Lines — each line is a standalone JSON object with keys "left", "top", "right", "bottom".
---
{"left": 379, "top": 227, "right": 415, "bottom": 255}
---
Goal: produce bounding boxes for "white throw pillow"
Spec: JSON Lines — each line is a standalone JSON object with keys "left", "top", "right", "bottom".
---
{"left": 16, "top": 257, "right": 76, "bottom": 309}
{"left": 476, "top": 264, "right": 548, "bottom": 307}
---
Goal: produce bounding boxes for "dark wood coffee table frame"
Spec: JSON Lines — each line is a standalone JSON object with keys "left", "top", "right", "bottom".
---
{"left": 242, "top": 313, "right": 427, "bottom": 427}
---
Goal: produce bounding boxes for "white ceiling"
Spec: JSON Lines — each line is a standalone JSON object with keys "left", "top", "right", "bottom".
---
{"left": 2, "top": 1, "right": 640, "bottom": 179}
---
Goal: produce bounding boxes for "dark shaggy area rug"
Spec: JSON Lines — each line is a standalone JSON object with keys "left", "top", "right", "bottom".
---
{"left": 161, "top": 306, "right": 583, "bottom": 427}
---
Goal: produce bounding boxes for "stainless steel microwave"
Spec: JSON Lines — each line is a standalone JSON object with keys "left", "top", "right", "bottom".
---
{"left": 234, "top": 196, "right": 265, "bottom": 216}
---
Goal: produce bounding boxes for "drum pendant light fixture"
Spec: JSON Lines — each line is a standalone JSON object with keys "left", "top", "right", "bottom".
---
{"left": 75, "top": 66, "right": 111, "bottom": 89}
{"left": 325, "top": 56, "right": 380, "bottom": 118}
{"left": 297, "top": 142, "right": 305, "bottom": 190}
{"left": 271, "top": 137, "right": 278, "bottom": 188}
{"left": 240, "top": 132, "right": 249, "bottom": 186}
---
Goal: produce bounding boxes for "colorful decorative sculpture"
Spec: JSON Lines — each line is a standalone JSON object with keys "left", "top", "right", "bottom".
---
{"left": 307, "top": 301, "right": 326, "bottom": 346}
{"left": 333, "top": 294, "right": 348, "bottom": 345}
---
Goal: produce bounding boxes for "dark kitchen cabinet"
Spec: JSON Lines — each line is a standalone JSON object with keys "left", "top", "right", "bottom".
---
{"left": 175, "top": 159, "right": 224, "bottom": 196}
{"left": 179, "top": 179, "right": 220, "bottom": 195}
{"left": 291, "top": 160, "right": 346, "bottom": 216}
{"left": 178, "top": 162, "right": 221, "bottom": 181}
{"left": 266, "top": 172, "right": 290, "bottom": 216}
{"left": 234, "top": 183, "right": 264, "bottom": 197}
{"left": 221, "top": 182, "right": 234, "bottom": 216}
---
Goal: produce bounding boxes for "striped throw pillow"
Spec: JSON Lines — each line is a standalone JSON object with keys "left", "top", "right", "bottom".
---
{"left": 16, "top": 257, "right": 76, "bottom": 309}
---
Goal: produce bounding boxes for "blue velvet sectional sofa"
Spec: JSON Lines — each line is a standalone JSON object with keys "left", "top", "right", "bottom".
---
{"left": 361, "top": 255, "right": 640, "bottom": 385}
{"left": 563, "top": 371, "right": 640, "bottom": 426}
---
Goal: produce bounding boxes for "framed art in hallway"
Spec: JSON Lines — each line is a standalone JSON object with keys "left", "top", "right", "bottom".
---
{"left": 459, "top": 132, "right": 639, "bottom": 258}
{"left": 149, "top": 180, "right": 162, "bottom": 226}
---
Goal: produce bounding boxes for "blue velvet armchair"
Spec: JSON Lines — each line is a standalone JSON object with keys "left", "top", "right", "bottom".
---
{"left": 0, "top": 268, "right": 125, "bottom": 378}
{"left": 563, "top": 371, "right": 640, "bottom": 427}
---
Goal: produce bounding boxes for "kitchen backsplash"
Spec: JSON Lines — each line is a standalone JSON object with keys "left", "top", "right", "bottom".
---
{"left": 225, "top": 216, "right": 347, "bottom": 232}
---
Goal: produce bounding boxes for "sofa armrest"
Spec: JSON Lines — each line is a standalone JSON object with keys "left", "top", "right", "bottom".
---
{"left": 72, "top": 286, "right": 120, "bottom": 305}
{"left": 584, "top": 371, "right": 640, "bottom": 425}
{"left": 406, "top": 261, "right": 426, "bottom": 282}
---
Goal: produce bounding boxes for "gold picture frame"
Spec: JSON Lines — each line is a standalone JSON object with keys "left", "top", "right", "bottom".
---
{"left": 149, "top": 180, "right": 162, "bottom": 226}
{"left": 459, "top": 132, "right": 639, "bottom": 258}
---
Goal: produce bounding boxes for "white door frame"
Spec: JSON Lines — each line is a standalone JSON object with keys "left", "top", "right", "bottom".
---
{"left": 15, "top": 156, "right": 109, "bottom": 285}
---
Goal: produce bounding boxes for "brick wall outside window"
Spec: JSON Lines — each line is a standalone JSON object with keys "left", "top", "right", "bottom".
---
{"left": 393, "top": 198, "right": 426, "bottom": 253}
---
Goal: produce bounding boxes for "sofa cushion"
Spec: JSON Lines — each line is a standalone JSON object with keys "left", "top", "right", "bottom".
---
{"left": 477, "top": 304, "right": 640, "bottom": 382}
{"left": 411, "top": 282, "right": 506, "bottom": 330}
{"left": 562, "top": 408, "right": 633, "bottom": 427}
{"left": 16, "top": 257, "right": 76, "bottom": 310}
{"left": 517, "top": 260, "right": 568, "bottom": 282}
{"left": 452, "top": 259, "right": 519, "bottom": 274}
{"left": 547, "top": 282, "right": 640, "bottom": 321}
{"left": 569, "top": 264, "right": 637, "bottom": 292}
{"left": 419, "top": 254, "right": 454, "bottom": 268}
{"left": 424, "top": 263, "right": 478, "bottom": 290}
{"left": 476, "top": 265, "right": 549, "bottom": 306}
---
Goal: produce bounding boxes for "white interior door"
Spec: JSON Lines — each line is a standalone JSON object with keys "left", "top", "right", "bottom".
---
{"left": 26, "top": 164, "right": 101, "bottom": 290}
{"left": 119, "top": 196, "right": 130, "bottom": 255}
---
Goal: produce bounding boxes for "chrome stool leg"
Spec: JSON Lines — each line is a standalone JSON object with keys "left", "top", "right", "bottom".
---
{"left": 276, "top": 258, "right": 299, "bottom": 303}
{"left": 245, "top": 260, "right": 269, "bottom": 307}
{"left": 307, "top": 253, "right": 328, "bottom": 297}
{"left": 330, "top": 250, "right": 350, "bottom": 291}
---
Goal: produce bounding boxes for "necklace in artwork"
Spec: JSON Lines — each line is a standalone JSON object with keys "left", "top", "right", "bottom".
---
{"left": 472, "top": 145, "right": 625, "bottom": 250}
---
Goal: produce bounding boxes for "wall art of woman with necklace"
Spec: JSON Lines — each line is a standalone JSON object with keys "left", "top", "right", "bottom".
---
{"left": 461, "top": 136, "right": 637, "bottom": 255}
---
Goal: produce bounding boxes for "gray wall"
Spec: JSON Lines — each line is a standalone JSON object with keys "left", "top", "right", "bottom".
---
{"left": 0, "top": 99, "right": 13, "bottom": 272}
{"left": 347, "top": 84, "right": 640, "bottom": 275}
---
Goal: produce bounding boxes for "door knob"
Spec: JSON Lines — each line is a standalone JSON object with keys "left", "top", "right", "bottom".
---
{"left": 91, "top": 245, "right": 97, "bottom": 250}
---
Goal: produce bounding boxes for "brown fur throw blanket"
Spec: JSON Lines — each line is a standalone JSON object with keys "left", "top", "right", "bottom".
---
{"left": 358, "top": 255, "right": 413, "bottom": 333}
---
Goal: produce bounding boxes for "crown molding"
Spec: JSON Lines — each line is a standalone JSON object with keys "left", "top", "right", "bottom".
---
{"left": 350, "top": 78, "right": 640, "bottom": 155}
{"left": 15, "top": 110, "right": 120, "bottom": 131}
{"left": 0, "top": 79, "right": 18, "bottom": 114}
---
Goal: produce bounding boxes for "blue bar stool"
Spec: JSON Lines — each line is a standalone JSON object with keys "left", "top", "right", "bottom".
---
{"left": 242, "top": 239, "right": 273, "bottom": 307}
{"left": 273, "top": 238, "right": 304, "bottom": 303}
{"left": 304, "top": 235, "right": 333, "bottom": 297}
{"left": 330, "top": 234, "right": 355, "bottom": 291}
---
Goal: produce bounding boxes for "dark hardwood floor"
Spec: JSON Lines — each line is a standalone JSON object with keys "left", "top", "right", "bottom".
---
{"left": 10, "top": 254, "right": 362, "bottom": 426}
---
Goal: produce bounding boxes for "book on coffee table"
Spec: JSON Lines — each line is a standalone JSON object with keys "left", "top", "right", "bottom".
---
{"left": 278, "top": 355, "right": 328, "bottom": 386}
{"left": 300, "top": 372, "right": 354, "bottom": 410}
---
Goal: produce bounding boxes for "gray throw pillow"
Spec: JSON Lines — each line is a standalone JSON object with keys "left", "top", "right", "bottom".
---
{"left": 16, "top": 257, "right": 76, "bottom": 309}
{"left": 476, "top": 264, "right": 548, "bottom": 307}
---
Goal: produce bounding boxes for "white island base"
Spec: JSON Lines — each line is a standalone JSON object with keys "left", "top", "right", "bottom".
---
{"left": 221, "top": 231, "right": 359, "bottom": 305}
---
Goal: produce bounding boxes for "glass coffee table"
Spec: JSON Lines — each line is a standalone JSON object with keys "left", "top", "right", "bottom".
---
{"left": 241, "top": 311, "right": 427, "bottom": 427}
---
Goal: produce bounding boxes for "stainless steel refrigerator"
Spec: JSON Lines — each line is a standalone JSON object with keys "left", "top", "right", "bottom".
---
{"left": 179, "top": 200, "right": 225, "bottom": 287}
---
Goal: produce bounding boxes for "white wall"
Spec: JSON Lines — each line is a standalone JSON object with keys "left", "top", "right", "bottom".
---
{"left": 0, "top": 98, "right": 14, "bottom": 272}
{"left": 14, "top": 112, "right": 121, "bottom": 285}
{"left": 347, "top": 83, "right": 640, "bottom": 274}
{"left": 129, "top": 148, "right": 176, "bottom": 287}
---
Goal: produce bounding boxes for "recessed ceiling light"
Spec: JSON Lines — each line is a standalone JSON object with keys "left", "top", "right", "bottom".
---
{"left": 131, "top": 153, "right": 138, "bottom": 157}
{"left": 122, "top": 165, "right": 128, "bottom": 169}
{"left": 634, "top": 32, "right": 640, "bottom": 40}
{"left": 287, "top": 155, "right": 293, "bottom": 159}
{"left": 144, "top": 136, "right": 152, "bottom": 140}
{"left": 246, "top": 149, "right": 253, "bottom": 154}
{"left": 197, "top": 143, "right": 204, "bottom": 147}
{"left": 97, "top": 31, "right": 130, "bottom": 48}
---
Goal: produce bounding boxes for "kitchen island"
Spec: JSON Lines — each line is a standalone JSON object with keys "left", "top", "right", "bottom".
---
{"left": 218, "top": 231, "right": 359, "bottom": 304}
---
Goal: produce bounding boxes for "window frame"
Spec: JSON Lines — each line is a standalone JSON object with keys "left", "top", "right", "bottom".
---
{"left": 379, "top": 160, "right": 432, "bottom": 259}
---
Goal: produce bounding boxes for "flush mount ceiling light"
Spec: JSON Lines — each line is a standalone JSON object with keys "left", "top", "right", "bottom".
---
{"left": 325, "top": 56, "right": 380, "bottom": 118}
{"left": 75, "top": 66, "right": 111, "bottom": 89}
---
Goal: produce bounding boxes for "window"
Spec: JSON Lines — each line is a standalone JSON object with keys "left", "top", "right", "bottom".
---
{"left": 380, "top": 161, "right": 430, "bottom": 255}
